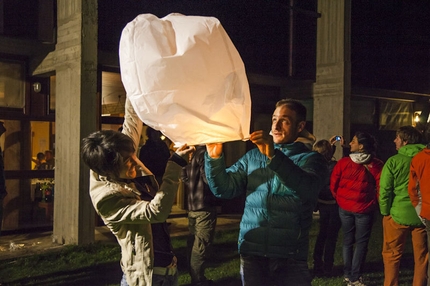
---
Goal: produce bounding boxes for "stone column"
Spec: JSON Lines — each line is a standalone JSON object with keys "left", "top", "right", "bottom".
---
{"left": 313, "top": 0, "right": 351, "bottom": 159}
{"left": 33, "top": 0, "right": 98, "bottom": 244}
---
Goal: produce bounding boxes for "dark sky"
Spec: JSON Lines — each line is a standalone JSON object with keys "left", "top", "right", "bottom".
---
{"left": 98, "top": 0, "right": 430, "bottom": 93}
{"left": 98, "top": 0, "right": 318, "bottom": 79}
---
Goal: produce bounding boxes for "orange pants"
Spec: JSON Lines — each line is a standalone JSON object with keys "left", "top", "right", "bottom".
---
{"left": 382, "top": 215, "right": 428, "bottom": 286}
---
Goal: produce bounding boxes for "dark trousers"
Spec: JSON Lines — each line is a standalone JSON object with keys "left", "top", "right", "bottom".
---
{"left": 187, "top": 208, "right": 217, "bottom": 284}
{"left": 313, "top": 203, "right": 341, "bottom": 273}
{"left": 240, "top": 254, "right": 312, "bottom": 286}
{"left": 339, "top": 208, "right": 374, "bottom": 282}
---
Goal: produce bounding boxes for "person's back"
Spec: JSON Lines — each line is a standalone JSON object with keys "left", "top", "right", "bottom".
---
{"left": 330, "top": 131, "right": 384, "bottom": 286}
{"left": 409, "top": 147, "right": 430, "bottom": 219}
{"left": 408, "top": 124, "right": 430, "bottom": 286}
{"left": 409, "top": 124, "right": 430, "bottom": 222}
{"left": 139, "top": 127, "right": 171, "bottom": 185}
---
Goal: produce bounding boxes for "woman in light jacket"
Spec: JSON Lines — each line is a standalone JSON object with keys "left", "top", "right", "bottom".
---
{"left": 82, "top": 98, "right": 194, "bottom": 286}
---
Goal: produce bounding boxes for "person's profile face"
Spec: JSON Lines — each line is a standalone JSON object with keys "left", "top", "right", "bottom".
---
{"left": 349, "top": 136, "right": 362, "bottom": 153}
{"left": 118, "top": 153, "right": 138, "bottom": 179}
{"left": 393, "top": 134, "right": 406, "bottom": 151}
{"left": 271, "top": 105, "right": 304, "bottom": 144}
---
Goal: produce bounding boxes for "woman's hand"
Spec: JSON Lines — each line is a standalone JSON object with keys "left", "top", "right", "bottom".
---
{"left": 250, "top": 130, "right": 274, "bottom": 159}
{"left": 330, "top": 135, "right": 346, "bottom": 147}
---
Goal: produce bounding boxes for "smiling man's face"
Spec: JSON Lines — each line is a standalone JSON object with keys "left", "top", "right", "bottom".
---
{"left": 271, "top": 105, "right": 305, "bottom": 144}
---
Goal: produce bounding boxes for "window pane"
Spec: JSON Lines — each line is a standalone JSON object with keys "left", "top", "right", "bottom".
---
{"left": 0, "top": 60, "right": 25, "bottom": 108}
{"left": 101, "top": 71, "right": 126, "bottom": 117}
{"left": 1, "top": 120, "right": 54, "bottom": 170}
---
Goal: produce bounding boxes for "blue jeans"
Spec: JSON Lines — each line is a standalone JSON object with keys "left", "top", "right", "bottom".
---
{"left": 120, "top": 272, "right": 178, "bottom": 286}
{"left": 240, "top": 254, "right": 312, "bottom": 286}
{"left": 339, "top": 208, "right": 374, "bottom": 282}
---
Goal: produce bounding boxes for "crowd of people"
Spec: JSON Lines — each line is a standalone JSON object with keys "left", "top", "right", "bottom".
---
{"left": 80, "top": 96, "right": 430, "bottom": 286}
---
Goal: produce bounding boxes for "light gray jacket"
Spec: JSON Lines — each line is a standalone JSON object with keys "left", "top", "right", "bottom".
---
{"left": 89, "top": 98, "right": 181, "bottom": 285}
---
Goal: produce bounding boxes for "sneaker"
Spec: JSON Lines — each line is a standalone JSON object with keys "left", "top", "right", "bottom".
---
{"left": 344, "top": 276, "right": 363, "bottom": 284}
{"left": 348, "top": 280, "right": 366, "bottom": 286}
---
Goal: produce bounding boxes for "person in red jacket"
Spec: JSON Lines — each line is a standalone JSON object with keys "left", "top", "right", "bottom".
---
{"left": 409, "top": 123, "right": 430, "bottom": 284}
{"left": 330, "top": 131, "right": 384, "bottom": 286}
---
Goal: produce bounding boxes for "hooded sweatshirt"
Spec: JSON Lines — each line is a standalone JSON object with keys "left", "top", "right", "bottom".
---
{"left": 379, "top": 144, "right": 425, "bottom": 226}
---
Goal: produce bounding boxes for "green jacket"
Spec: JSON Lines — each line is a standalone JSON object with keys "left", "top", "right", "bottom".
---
{"left": 379, "top": 143, "right": 425, "bottom": 226}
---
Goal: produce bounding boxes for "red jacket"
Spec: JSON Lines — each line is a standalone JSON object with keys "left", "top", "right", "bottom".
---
{"left": 408, "top": 148, "right": 430, "bottom": 220}
{"left": 330, "top": 156, "right": 384, "bottom": 214}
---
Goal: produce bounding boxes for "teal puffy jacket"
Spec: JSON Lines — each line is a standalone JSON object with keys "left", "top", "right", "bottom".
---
{"left": 205, "top": 142, "right": 327, "bottom": 261}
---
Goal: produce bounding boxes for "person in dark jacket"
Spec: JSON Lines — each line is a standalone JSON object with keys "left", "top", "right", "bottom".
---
{"left": 312, "top": 139, "right": 340, "bottom": 278}
{"left": 0, "top": 121, "right": 6, "bottom": 235}
{"left": 182, "top": 145, "right": 220, "bottom": 286}
{"left": 139, "top": 127, "right": 171, "bottom": 185}
{"left": 331, "top": 131, "right": 384, "bottom": 286}
{"left": 205, "top": 98, "right": 327, "bottom": 286}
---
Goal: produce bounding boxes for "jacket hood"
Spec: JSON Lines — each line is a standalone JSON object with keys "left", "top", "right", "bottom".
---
{"left": 398, "top": 143, "right": 425, "bottom": 157}
{"left": 295, "top": 129, "right": 316, "bottom": 150}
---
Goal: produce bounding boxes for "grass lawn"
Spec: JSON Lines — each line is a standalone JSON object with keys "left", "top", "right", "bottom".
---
{"left": 0, "top": 212, "right": 417, "bottom": 285}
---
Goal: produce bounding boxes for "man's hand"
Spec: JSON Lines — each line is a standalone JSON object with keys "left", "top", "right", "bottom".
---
{"left": 175, "top": 144, "right": 196, "bottom": 161}
{"left": 206, "top": 143, "right": 223, "bottom": 159}
{"left": 250, "top": 130, "right": 274, "bottom": 159}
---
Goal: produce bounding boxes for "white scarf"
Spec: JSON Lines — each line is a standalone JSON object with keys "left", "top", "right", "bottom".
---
{"left": 349, "top": 152, "right": 372, "bottom": 164}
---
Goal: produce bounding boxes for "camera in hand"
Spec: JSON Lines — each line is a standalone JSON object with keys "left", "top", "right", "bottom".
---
{"left": 335, "top": 136, "right": 341, "bottom": 141}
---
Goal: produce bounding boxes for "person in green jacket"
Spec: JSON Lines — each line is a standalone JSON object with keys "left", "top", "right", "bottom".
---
{"left": 379, "top": 125, "right": 428, "bottom": 286}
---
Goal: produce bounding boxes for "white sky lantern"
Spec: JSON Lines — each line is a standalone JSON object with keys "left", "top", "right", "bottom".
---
{"left": 119, "top": 13, "right": 251, "bottom": 146}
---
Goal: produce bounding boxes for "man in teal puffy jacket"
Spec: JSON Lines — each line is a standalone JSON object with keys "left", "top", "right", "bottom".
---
{"left": 205, "top": 99, "right": 327, "bottom": 286}
{"left": 379, "top": 125, "right": 428, "bottom": 286}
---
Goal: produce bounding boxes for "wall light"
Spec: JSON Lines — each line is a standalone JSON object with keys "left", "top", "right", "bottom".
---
{"left": 33, "top": 82, "right": 42, "bottom": 93}
{"left": 414, "top": 111, "right": 422, "bottom": 123}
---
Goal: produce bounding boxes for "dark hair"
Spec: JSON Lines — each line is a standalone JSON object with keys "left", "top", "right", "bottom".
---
{"left": 312, "top": 139, "right": 333, "bottom": 162}
{"left": 420, "top": 123, "right": 430, "bottom": 147}
{"left": 426, "top": 129, "right": 430, "bottom": 148}
{"left": 81, "top": 130, "right": 135, "bottom": 178}
{"left": 355, "top": 131, "right": 377, "bottom": 155}
{"left": 396, "top": 126, "right": 423, "bottom": 145}
{"left": 36, "top": 152, "right": 45, "bottom": 160}
{"left": 275, "top": 98, "right": 307, "bottom": 123}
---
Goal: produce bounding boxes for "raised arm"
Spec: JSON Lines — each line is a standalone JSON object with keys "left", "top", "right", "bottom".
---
{"left": 121, "top": 97, "right": 143, "bottom": 151}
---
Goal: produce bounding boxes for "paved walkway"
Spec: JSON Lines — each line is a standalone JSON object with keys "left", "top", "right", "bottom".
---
{"left": 0, "top": 213, "right": 241, "bottom": 261}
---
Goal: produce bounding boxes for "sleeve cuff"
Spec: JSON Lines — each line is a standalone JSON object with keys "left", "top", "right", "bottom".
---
{"left": 169, "top": 153, "right": 188, "bottom": 167}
